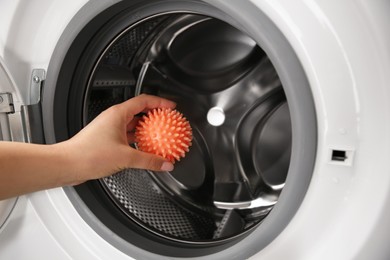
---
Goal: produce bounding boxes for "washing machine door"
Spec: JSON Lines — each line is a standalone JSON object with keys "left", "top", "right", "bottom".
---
{"left": 0, "top": 57, "right": 18, "bottom": 140}
{"left": 0, "top": 56, "right": 45, "bottom": 229}
{"left": 0, "top": 57, "right": 20, "bottom": 230}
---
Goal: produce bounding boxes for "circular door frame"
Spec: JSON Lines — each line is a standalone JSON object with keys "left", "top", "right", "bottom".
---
{"left": 43, "top": 0, "right": 316, "bottom": 257}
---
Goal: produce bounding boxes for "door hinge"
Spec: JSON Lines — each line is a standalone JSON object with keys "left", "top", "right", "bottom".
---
{"left": 0, "top": 69, "right": 46, "bottom": 143}
{"left": 0, "top": 93, "right": 15, "bottom": 141}
{"left": 0, "top": 93, "right": 15, "bottom": 114}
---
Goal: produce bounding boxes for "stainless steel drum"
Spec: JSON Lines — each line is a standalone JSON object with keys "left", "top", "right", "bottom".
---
{"left": 85, "top": 13, "right": 291, "bottom": 245}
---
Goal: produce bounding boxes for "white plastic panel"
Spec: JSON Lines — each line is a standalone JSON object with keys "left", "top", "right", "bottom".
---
{"left": 0, "top": 0, "right": 88, "bottom": 103}
{"left": 248, "top": 0, "right": 390, "bottom": 259}
{"left": 0, "top": 196, "right": 72, "bottom": 260}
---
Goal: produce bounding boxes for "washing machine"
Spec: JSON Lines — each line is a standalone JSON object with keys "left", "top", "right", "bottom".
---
{"left": 0, "top": 0, "right": 390, "bottom": 259}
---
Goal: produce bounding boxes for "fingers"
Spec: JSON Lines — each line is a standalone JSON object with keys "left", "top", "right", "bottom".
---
{"left": 127, "top": 149, "right": 174, "bottom": 172}
{"left": 119, "top": 94, "right": 176, "bottom": 121}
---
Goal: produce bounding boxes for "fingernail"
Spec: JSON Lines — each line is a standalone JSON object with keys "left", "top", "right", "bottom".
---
{"left": 160, "top": 162, "right": 174, "bottom": 172}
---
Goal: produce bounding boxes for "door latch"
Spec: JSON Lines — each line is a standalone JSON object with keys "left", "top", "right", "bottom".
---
{"left": 21, "top": 69, "right": 46, "bottom": 144}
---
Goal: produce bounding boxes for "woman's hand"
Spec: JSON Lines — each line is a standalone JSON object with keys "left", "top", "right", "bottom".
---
{"left": 0, "top": 94, "right": 176, "bottom": 200}
{"left": 62, "top": 94, "right": 176, "bottom": 183}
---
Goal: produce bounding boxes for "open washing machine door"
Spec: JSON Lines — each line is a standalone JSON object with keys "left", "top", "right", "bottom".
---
{"left": 0, "top": 55, "right": 47, "bottom": 243}
{"left": 0, "top": 57, "right": 19, "bottom": 232}
{"left": 0, "top": 0, "right": 390, "bottom": 259}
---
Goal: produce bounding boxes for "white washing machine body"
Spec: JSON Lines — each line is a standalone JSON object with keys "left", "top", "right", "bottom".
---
{"left": 0, "top": 0, "right": 389, "bottom": 259}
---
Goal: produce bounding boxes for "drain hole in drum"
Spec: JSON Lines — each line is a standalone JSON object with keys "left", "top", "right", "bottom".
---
{"left": 84, "top": 13, "right": 291, "bottom": 244}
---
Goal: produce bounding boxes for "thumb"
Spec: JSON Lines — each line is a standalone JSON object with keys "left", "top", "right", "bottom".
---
{"left": 127, "top": 149, "right": 174, "bottom": 172}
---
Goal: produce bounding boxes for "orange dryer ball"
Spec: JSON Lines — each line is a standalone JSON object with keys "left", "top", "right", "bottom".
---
{"left": 135, "top": 108, "right": 193, "bottom": 163}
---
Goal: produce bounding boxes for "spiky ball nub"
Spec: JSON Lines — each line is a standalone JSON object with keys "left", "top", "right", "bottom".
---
{"left": 135, "top": 108, "right": 193, "bottom": 163}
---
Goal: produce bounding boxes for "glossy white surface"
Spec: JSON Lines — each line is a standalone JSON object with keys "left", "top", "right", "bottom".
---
{"left": 249, "top": 0, "right": 390, "bottom": 259}
{"left": 0, "top": 190, "right": 132, "bottom": 260}
{"left": 0, "top": 0, "right": 389, "bottom": 259}
{"left": 0, "top": 0, "right": 88, "bottom": 103}
{"left": 0, "top": 198, "right": 17, "bottom": 230}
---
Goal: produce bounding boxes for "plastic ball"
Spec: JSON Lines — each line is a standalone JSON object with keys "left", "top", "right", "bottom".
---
{"left": 135, "top": 108, "right": 193, "bottom": 163}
